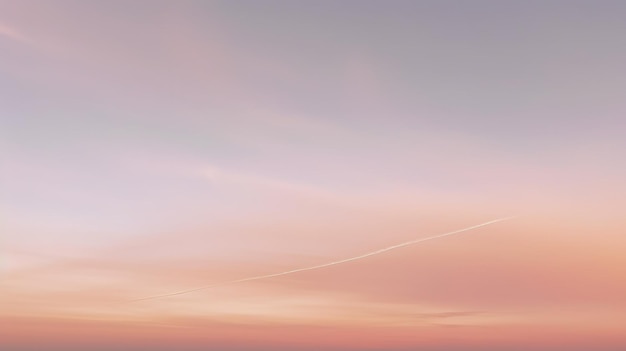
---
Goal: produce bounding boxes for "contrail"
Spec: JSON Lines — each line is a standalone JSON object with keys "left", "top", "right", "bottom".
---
{"left": 130, "top": 216, "right": 514, "bottom": 302}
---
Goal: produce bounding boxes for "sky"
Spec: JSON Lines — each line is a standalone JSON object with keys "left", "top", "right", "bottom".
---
{"left": 1, "top": 1, "right": 626, "bottom": 350}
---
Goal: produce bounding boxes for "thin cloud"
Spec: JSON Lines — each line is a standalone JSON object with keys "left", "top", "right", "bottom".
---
{"left": 130, "top": 217, "right": 514, "bottom": 302}
{"left": 413, "top": 311, "right": 486, "bottom": 319}
{"left": 0, "top": 22, "right": 30, "bottom": 44}
{"left": 201, "top": 165, "right": 349, "bottom": 204}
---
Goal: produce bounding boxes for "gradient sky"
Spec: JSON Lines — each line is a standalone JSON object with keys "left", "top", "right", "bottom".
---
{"left": 1, "top": 1, "right": 626, "bottom": 350}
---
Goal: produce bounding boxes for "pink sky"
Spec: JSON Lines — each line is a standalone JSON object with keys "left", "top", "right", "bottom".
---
{"left": 2, "top": 1, "right": 626, "bottom": 350}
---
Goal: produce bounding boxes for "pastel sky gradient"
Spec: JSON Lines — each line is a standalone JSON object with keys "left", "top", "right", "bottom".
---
{"left": 1, "top": 1, "right": 625, "bottom": 350}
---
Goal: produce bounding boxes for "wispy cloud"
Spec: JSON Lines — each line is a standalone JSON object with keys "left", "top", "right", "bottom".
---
{"left": 201, "top": 165, "right": 345, "bottom": 203}
{"left": 130, "top": 217, "right": 514, "bottom": 302}
{"left": 0, "top": 22, "right": 28, "bottom": 43}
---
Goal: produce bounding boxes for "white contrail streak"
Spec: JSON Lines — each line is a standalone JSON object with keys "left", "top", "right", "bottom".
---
{"left": 131, "top": 216, "right": 514, "bottom": 302}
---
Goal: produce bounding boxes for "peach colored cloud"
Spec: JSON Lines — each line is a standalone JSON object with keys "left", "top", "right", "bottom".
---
{"left": 2, "top": 312, "right": 625, "bottom": 351}
{"left": 4, "top": 213, "right": 625, "bottom": 335}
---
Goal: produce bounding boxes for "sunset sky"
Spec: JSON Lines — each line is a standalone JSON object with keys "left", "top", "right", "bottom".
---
{"left": 1, "top": 1, "right": 626, "bottom": 350}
